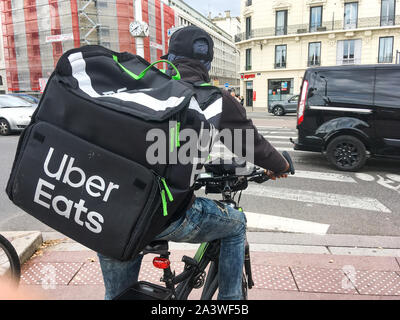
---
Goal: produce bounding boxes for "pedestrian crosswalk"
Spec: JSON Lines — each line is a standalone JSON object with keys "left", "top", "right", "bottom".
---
{"left": 205, "top": 126, "right": 396, "bottom": 236}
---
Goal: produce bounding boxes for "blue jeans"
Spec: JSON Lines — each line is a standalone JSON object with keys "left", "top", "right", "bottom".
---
{"left": 98, "top": 197, "right": 247, "bottom": 300}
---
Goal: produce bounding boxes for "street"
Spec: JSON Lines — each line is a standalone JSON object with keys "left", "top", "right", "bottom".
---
{"left": 0, "top": 113, "right": 399, "bottom": 237}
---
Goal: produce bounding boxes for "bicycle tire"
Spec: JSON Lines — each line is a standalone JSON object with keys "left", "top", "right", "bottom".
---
{"left": 0, "top": 234, "right": 21, "bottom": 285}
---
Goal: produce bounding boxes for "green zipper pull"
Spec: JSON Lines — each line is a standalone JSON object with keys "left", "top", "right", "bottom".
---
{"left": 161, "top": 178, "right": 174, "bottom": 202}
{"left": 161, "top": 189, "right": 168, "bottom": 217}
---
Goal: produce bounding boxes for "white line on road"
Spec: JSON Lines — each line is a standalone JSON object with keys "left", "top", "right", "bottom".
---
{"left": 291, "top": 170, "right": 357, "bottom": 183}
{"left": 245, "top": 211, "right": 330, "bottom": 235}
{"left": 262, "top": 135, "right": 294, "bottom": 140}
{"left": 243, "top": 185, "right": 391, "bottom": 213}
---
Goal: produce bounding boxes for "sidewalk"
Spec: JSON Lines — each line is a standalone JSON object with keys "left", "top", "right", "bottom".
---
{"left": 8, "top": 232, "right": 400, "bottom": 300}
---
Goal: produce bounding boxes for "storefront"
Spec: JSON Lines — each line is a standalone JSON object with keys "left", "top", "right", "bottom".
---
{"left": 268, "top": 78, "right": 294, "bottom": 107}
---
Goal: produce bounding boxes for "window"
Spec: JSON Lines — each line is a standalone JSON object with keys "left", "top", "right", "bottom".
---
{"left": 337, "top": 39, "right": 361, "bottom": 65}
{"left": 310, "top": 6, "right": 322, "bottom": 32}
{"left": 245, "top": 48, "right": 252, "bottom": 70}
{"left": 375, "top": 68, "right": 400, "bottom": 108}
{"left": 275, "top": 10, "right": 287, "bottom": 35}
{"left": 378, "top": 37, "right": 394, "bottom": 63}
{"left": 245, "top": 17, "right": 252, "bottom": 39}
{"left": 246, "top": 0, "right": 252, "bottom": 6}
{"left": 308, "top": 42, "right": 321, "bottom": 66}
{"left": 381, "top": 0, "right": 395, "bottom": 26}
{"left": 344, "top": 2, "right": 358, "bottom": 29}
{"left": 275, "top": 45, "right": 287, "bottom": 68}
{"left": 310, "top": 69, "right": 374, "bottom": 106}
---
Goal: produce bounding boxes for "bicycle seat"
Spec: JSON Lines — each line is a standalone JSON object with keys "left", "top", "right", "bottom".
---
{"left": 142, "top": 240, "right": 169, "bottom": 255}
{"left": 205, "top": 157, "right": 247, "bottom": 175}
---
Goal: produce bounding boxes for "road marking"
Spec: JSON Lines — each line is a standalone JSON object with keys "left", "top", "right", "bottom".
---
{"left": 292, "top": 170, "right": 356, "bottom": 183}
{"left": 243, "top": 185, "right": 391, "bottom": 213}
{"left": 269, "top": 131, "right": 297, "bottom": 135}
{"left": 355, "top": 173, "right": 375, "bottom": 181}
{"left": 275, "top": 147, "right": 304, "bottom": 153}
{"left": 262, "top": 135, "right": 294, "bottom": 140}
{"left": 245, "top": 211, "right": 330, "bottom": 235}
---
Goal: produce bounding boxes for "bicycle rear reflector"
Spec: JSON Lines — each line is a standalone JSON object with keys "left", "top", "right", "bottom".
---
{"left": 153, "top": 257, "right": 171, "bottom": 269}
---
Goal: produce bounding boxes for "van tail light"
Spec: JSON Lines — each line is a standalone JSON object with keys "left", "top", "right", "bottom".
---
{"left": 298, "top": 80, "right": 309, "bottom": 126}
{"left": 153, "top": 257, "right": 171, "bottom": 269}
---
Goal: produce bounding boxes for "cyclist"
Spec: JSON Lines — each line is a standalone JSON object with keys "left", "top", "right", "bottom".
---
{"left": 98, "top": 26, "right": 290, "bottom": 300}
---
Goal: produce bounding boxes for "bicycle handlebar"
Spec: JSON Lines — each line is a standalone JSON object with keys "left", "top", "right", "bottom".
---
{"left": 194, "top": 152, "right": 295, "bottom": 190}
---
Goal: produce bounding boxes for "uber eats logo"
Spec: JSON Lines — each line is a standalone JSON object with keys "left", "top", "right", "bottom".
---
{"left": 33, "top": 147, "right": 120, "bottom": 234}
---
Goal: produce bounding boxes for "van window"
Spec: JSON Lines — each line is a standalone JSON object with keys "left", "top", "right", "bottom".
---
{"left": 310, "top": 69, "right": 374, "bottom": 106}
{"left": 375, "top": 68, "right": 400, "bottom": 108}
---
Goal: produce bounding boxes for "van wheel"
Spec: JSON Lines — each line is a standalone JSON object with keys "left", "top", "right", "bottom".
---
{"left": 0, "top": 119, "right": 11, "bottom": 136}
{"left": 326, "top": 135, "right": 367, "bottom": 172}
{"left": 273, "top": 106, "right": 285, "bottom": 116}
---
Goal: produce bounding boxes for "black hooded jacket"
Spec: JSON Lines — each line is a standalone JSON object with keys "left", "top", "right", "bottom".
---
{"left": 169, "top": 58, "right": 288, "bottom": 219}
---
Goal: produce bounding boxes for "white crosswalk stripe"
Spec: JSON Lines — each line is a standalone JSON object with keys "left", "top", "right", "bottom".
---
{"left": 243, "top": 185, "right": 391, "bottom": 213}
{"left": 206, "top": 126, "right": 393, "bottom": 229}
{"left": 245, "top": 211, "right": 330, "bottom": 235}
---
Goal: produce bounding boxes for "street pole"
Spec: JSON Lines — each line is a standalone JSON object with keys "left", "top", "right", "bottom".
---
{"left": 134, "top": 0, "right": 145, "bottom": 58}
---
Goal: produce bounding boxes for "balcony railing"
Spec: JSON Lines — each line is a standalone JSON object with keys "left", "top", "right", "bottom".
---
{"left": 378, "top": 55, "right": 393, "bottom": 63}
{"left": 235, "top": 15, "right": 400, "bottom": 42}
{"left": 308, "top": 58, "right": 321, "bottom": 67}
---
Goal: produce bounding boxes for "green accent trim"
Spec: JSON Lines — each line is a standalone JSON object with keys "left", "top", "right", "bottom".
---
{"left": 176, "top": 122, "right": 181, "bottom": 148}
{"left": 170, "top": 127, "right": 175, "bottom": 153}
{"left": 199, "top": 83, "right": 211, "bottom": 86}
{"left": 161, "top": 178, "right": 174, "bottom": 202}
{"left": 161, "top": 190, "right": 168, "bottom": 216}
{"left": 194, "top": 243, "right": 209, "bottom": 262}
{"left": 113, "top": 56, "right": 181, "bottom": 80}
{"left": 238, "top": 207, "right": 243, "bottom": 212}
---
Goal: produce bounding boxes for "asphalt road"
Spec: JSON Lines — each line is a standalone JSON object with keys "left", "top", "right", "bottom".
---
{"left": 0, "top": 113, "right": 399, "bottom": 236}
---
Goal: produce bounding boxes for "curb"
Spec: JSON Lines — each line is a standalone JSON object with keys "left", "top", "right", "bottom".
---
{"left": 1, "top": 231, "right": 43, "bottom": 265}
{"left": 3, "top": 231, "right": 400, "bottom": 259}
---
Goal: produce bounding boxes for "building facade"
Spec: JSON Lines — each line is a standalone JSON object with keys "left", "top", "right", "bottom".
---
{"left": 0, "top": 11, "right": 6, "bottom": 93}
{"left": 236, "top": 0, "right": 400, "bottom": 109}
{"left": 1, "top": 0, "right": 176, "bottom": 93}
{"left": 166, "top": 0, "right": 240, "bottom": 91}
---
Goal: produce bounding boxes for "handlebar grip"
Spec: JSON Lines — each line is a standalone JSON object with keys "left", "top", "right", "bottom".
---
{"left": 282, "top": 151, "right": 295, "bottom": 175}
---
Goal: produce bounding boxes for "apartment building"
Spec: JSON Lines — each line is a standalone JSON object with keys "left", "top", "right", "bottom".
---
{"left": 0, "top": 12, "right": 6, "bottom": 93}
{"left": 1, "top": 0, "right": 176, "bottom": 93}
{"left": 237, "top": 0, "right": 400, "bottom": 109}
{"left": 166, "top": 0, "right": 240, "bottom": 91}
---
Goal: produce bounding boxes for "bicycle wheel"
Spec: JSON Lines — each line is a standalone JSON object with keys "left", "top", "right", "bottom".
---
{"left": 0, "top": 234, "right": 21, "bottom": 285}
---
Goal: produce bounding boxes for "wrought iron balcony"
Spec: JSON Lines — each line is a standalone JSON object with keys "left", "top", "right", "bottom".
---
{"left": 235, "top": 15, "right": 400, "bottom": 42}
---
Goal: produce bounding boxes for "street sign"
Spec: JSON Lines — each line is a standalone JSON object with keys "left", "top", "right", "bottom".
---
{"left": 167, "top": 26, "right": 185, "bottom": 37}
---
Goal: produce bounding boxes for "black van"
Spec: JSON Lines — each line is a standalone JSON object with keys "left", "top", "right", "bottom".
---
{"left": 293, "top": 64, "right": 400, "bottom": 171}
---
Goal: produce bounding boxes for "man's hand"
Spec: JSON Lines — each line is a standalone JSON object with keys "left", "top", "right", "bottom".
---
{"left": 265, "top": 160, "right": 290, "bottom": 180}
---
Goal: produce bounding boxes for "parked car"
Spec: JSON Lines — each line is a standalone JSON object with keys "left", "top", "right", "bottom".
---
{"left": 0, "top": 95, "right": 36, "bottom": 136}
{"left": 9, "top": 93, "right": 40, "bottom": 105}
{"left": 268, "top": 95, "right": 299, "bottom": 116}
{"left": 293, "top": 64, "right": 400, "bottom": 171}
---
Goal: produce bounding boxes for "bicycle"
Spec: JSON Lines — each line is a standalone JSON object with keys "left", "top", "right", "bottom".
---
{"left": 114, "top": 151, "right": 295, "bottom": 300}
{"left": 0, "top": 233, "right": 21, "bottom": 286}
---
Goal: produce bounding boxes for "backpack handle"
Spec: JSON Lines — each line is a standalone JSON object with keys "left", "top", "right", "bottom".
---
{"left": 113, "top": 55, "right": 181, "bottom": 81}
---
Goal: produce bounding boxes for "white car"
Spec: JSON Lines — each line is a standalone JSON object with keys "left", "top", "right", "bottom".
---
{"left": 0, "top": 95, "right": 36, "bottom": 136}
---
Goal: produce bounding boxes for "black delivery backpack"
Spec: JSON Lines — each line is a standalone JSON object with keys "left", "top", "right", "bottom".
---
{"left": 6, "top": 45, "right": 222, "bottom": 261}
